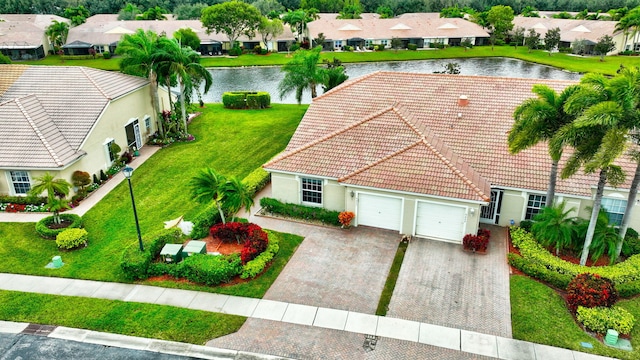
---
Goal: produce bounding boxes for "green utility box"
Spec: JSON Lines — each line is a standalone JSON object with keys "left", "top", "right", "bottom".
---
{"left": 182, "top": 240, "right": 207, "bottom": 257}
{"left": 160, "top": 243, "right": 183, "bottom": 263}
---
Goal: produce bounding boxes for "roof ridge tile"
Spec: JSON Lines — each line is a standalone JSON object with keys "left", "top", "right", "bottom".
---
{"left": 14, "top": 95, "right": 64, "bottom": 167}
{"left": 79, "top": 67, "right": 111, "bottom": 100}
{"left": 338, "top": 139, "right": 423, "bottom": 182}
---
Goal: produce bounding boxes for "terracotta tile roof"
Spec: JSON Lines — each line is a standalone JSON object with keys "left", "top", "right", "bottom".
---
{"left": 0, "top": 65, "right": 148, "bottom": 168}
{"left": 267, "top": 71, "right": 637, "bottom": 199}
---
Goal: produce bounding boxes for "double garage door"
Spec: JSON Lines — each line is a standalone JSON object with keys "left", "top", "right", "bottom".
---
{"left": 357, "top": 194, "right": 466, "bottom": 243}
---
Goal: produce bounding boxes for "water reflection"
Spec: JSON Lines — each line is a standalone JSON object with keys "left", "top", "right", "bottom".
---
{"left": 200, "top": 57, "right": 582, "bottom": 104}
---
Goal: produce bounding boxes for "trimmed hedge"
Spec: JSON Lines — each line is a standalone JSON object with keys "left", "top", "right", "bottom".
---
{"left": 222, "top": 91, "right": 270, "bottom": 109}
{"left": 55, "top": 228, "right": 88, "bottom": 250}
{"left": 577, "top": 306, "right": 636, "bottom": 335}
{"left": 242, "top": 167, "right": 270, "bottom": 198}
{"left": 510, "top": 227, "right": 640, "bottom": 294}
{"left": 0, "top": 194, "right": 47, "bottom": 206}
{"left": 120, "top": 228, "right": 183, "bottom": 281}
{"left": 36, "top": 214, "right": 83, "bottom": 239}
{"left": 241, "top": 232, "right": 279, "bottom": 279}
{"left": 260, "top": 197, "right": 341, "bottom": 226}
{"left": 508, "top": 253, "right": 573, "bottom": 289}
{"left": 178, "top": 253, "right": 242, "bottom": 285}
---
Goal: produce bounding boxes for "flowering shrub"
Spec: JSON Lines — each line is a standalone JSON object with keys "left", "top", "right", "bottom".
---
{"left": 210, "top": 222, "right": 269, "bottom": 264}
{"left": 463, "top": 228, "right": 490, "bottom": 252}
{"left": 567, "top": 273, "right": 618, "bottom": 313}
{"left": 577, "top": 306, "right": 636, "bottom": 335}
{"left": 338, "top": 211, "right": 355, "bottom": 227}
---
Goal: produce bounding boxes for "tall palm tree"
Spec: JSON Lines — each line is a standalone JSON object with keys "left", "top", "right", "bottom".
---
{"left": 190, "top": 168, "right": 228, "bottom": 224}
{"left": 279, "top": 46, "right": 327, "bottom": 104}
{"left": 116, "top": 29, "right": 164, "bottom": 138}
{"left": 282, "top": 8, "right": 319, "bottom": 43}
{"left": 45, "top": 20, "right": 69, "bottom": 49}
{"left": 223, "top": 177, "right": 254, "bottom": 221}
{"left": 509, "top": 84, "right": 580, "bottom": 207}
{"left": 553, "top": 74, "right": 629, "bottom": 265}
{"left": 29, "top": 172, "right": 72, "bottom": 224}
{"left": 616, "top": 7, "right": 640, "bottom": 51}
{"left": 153, "top": 38, "right": 213, "bottom": 133}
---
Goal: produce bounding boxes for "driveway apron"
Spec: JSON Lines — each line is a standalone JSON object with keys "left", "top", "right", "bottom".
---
{"left": 386, "top": 225, "right": 512, "bottom": 338}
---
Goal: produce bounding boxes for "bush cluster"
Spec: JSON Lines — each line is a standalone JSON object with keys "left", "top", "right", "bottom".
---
{"left": 0, "top": 194, "right": 47, "bottom": 206}
{"left": 242, "top": 167, "right": 270, "bottom": 198}
{"left": 623, "top": 228, "right": 640, "bottom": 257}
{"left": 260, "top": 197, "right": 341, "bottom": 226}
{"left": 222, "top": 91, "right": 270, "bottom": 109}
{"left": 210, "top": 222, "right": 269, "bottom": 263}
{"left": 178, "top": 253, "right": 242, "bottom": 285}
{"left": 407, "top": 44, "right": 418, "bottom": 50}
{"left": 463, "top": 228, "right": 490, "bottom": 252}
{"left": 241, "top": 233, "right": 279, "bottom": 279}
{"left": 120, "top": 228, "right": 183, "bottom": 280}
{"left": 576, "top": 306, "right": 636, "bottom": 335}
{"left": 36, "top": 214, "right": 83, "bottom": 239}
{"left": 56, "top": 228, "right": 88, "bottom": 250}
{"left": 566, "top": 273, "right": 618, "bottom": 313}
{"left": 509, "top": 227, "right": 640, "bottom": 295}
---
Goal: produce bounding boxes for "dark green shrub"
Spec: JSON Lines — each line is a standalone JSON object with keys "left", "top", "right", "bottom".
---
{"left": 102, "top": 51, "right": 111, "bottom": 59}
{"left": 222, "top": 91, "right": 270, "bottom": 109}
{"left": 253, "top": 45, "right": 262, "bottom": 54}
{"left": 242, "top": 167, "right": 270, "bottom": 197}
{"left": 507, "top": 253, "right": 572, "bottom": 289}
{"left": 177, "top": 253, "right": 242, "bottom": 285}
{"left": 93, "top": 173, "right": 100, "bottom": 185}
{"left": 36, "top": 214, "right": 83, "bottom": 239}
{"left": 407, "top": 43, "right": 418, "bottom": 50}
{"left": 222, "top": 92, "right": 246, "bottom": 109}
{"left": 56, "top": 228, "right": 88, "bottom": 250}
{"left": 618, "top": 280, "right": 640, "bottom": 297}
{"left": 260, "top": 197, "right": 341, "bottom": 226}
{"left": 290, "top": 43, "right": 300, "bottom": 52}
{"left": 519, "top": 220, "right": 533, "bottom": 232}
{"left": 260, "top": 48, "right": 268, "bottom": 55}
{"left": 120, "top": 228, "right": 183, "bottom": 280}
{"left": 246, "top": 92, "right": 270, "bottom": 109}
{"left": 623, "top": 228, "right": 640, "bottom": 257}
{"left": 100, "top": 169, "right": 108, "bottom": 181}
{"left": 0, "top": 194, "right": 47, "bottom": 206}
{"left": 228, "top": 46, "right": 242, "bottom": 56}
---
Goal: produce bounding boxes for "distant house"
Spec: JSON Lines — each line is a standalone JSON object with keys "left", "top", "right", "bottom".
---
{"left": 65, "top": 15, "right": 295, "bottom": 55}
{"left": 513, "top": 17, "right": 624, "bottom": 54}
{"left": 0, "top": 65, "right": 170, "bottom": 197}
{"left": 0, "top": 14, "right": 69, "bottom": 60}
{"left": 307, "top": 14, "right": 490, "bottom": 51}
{"left": 264, "top": 72, "right": 640, "bottom": 243}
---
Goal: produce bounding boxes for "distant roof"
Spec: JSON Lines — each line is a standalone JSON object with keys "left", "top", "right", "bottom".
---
{"left": 513, "top": 17, "right": 620, "bottom": 43}
{"left": 0, "top": 65, "right": 149, "bottom": 169}
{"left": 0, "top": 14, "right": 68, "bottom": 48}
{"left": 265, "top": 72, "right": 638, "bottom": 200}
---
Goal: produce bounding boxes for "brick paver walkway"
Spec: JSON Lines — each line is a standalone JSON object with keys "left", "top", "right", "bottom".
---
{"left": 387, "top": 225, "right": 512, "bottom": 337}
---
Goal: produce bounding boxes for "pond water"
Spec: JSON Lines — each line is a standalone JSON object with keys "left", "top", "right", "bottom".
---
{"left": 200, "top": 57, "right": 582, "bottom": 104}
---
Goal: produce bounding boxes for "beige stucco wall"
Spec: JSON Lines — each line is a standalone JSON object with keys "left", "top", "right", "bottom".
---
{"left": 1, "top": 85, "right": 170, "bottom": 198}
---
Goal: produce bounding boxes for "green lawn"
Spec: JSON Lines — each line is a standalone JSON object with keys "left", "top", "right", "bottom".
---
{"left": 0, "top": 104, "right": 307, "bottom": 287}
{"left": 0, "top": 290, "right": 245, "bottom": 344}
{"left": 21, "top": 46, "right": 640, "bottom": 75}
{"left": 511, "top": 275, "right": 640, "bottom": 359}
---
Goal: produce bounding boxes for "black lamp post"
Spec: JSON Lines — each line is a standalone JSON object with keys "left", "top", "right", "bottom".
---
{"left": 123, "top": 166, "right": 144, "bottom": 252}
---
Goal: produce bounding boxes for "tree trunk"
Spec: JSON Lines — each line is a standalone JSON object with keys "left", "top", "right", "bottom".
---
{"left": 546, "top": 160, "right": 559, "bottom": 208}
{"left": 216, "top": 200, "right": 226, "bottom": 224}
{"left": 616, "top": 160, "right": 640, "bottom": 259}
{"left": 310, "top": 83, "right": 317, "bottom": 98}
{"left": 166, "top": 77, "right": 174, "bottom": 111}
{"left": 580, "top": 168, "right": 608, "bottom": 266}
{"left": 179, "top": 78, "right": 188, "bottom": 133}
{"left": 149, "top": 70, "right": 164, "bottom": 138}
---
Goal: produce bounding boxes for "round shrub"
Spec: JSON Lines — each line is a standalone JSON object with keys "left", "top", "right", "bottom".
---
{"left": 567, "top": 273, "right": 618, "bottom": 313}
{"left": 71, "top": 170, "right": 91, "bottom": 189}
{"left": 56, "top": 228, "right": 88, "bottom": 250}
{"left": 407, "top": 43, "right": 418, "bottom": 50}
{"left": 36, "top": 214, "right": 82, "bottom": 239}
{"left": 102, "top": 51, "right": 111, "bottom": 59}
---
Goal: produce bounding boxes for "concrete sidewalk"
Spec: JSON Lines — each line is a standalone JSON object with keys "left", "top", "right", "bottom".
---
{"left": 0, "top": 274, "right": 614, "bottom": 360}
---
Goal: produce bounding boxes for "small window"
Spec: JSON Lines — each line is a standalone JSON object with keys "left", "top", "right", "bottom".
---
{"left": 380, "top": 39, "right": 388, "bottom": 46}
{"left": 10, "top": 170, "right": 31, "bottom": 195}
{"left": 302, "top": 178, "right": 322, "bottom": 204}
{"left": 601, "top": 198, "right": 627, "bottom": 226}
{"left": 334, "top": 40, "right": 342, "bottom": 48}
{"left": 144, "top": 116, "right": 151, "bottom": 131}
{"left": 525, "top": 194, "right": 546, "bottom": 220}
{"left": 105, "top": 139, "right": 116, "bottom": 163}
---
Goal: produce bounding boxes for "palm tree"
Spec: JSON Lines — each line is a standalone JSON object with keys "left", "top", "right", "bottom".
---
{"left": 29, "top": 172, "right": 72, "bottom": 224}
{"left": 509, "top": 84, "right": 580, "bottom": 207}
{"left": 223, "top": 177, "right": 254, "bottom": 221}
{"left": 279, "top": 46, "right": 327, "bottom": 104}
{"left": 616, "top": 7, "right": 640, "bottom": 51}
{"left": 116, "top": 29, "right": 164, "bottom": 138}
{"left": 45, "top": 20, "right": 69, "bottom": 49}
{"left": 153, "top": 38, "right": 213, "bottom": 134}
{"left": 190, "top": 168, "right": 228, "bottom": 224}
{"left": 281, "top": 8, "right": 319, "bottom": 43}
{"left": 47, "top": 197, "right": 71, "bottom": 224}
{"left": 531, "top": 200, "right": 577, "bottom": 255}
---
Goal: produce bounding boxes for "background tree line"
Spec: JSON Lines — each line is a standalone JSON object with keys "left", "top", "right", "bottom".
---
{"left": 6, "top": 0, "right": 640, "bottom": 17}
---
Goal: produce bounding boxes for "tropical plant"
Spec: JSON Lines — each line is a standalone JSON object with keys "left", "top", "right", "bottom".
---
{"left": 116, "top": 29, "right": 163, "bottom": 137}
{"left": 338, "top": 0, "right": 362, "bottom": 19}
{"left": 321, "top": 57, "right": 348, "bottom": 92}
{"left": 45, "top": 20, "right": 69, "bottom": 49}
{"left": 201, "top": 1, "right": 262, "bottom": 49}
{"left": 575, "top": 210, "right": 621, "bottom": 264}
{"left": 63, "top": 5, "right": 90, "bottom": 26}
{"left": 509, "top": 84, "right": 580, "bottom": 207}
{"left": 190, "top": 168, "right": 229, "bottom": 224}
{"left": 279, "top": 46, "right": 327, "bottom": 103}
{"left": 29, "top": 172, "right": 72, "bottom": 224}
{"left": 520, "top": 6, "right": 539, "bottom": 17}
{"left": 531, "top": 201, "right": 577, "bottom": 255}
{"left": 153, "top": 38, "right": 213, "bottom": 134}
{"left": 616, "top": 7, "right": 640, "bottom": 52}
{"left": 222, "top": 176, "right": 254, "bottom": 221}
{"left": 47, "top": 197, "right": 71, "bottom": 225}
{"left": 281, "top": 8, "right": 319, "bottom": 43}
{"left": 138, "top": 6, "right": 168, "bottom": 20}
{"left": 118, "top": 3, "right": 142, "bottom": 20}
{"left": 173, "top": 28, "right": 201, "bottom": 51}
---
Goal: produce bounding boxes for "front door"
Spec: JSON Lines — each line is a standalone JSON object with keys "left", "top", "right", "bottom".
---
{"left": 125, "top": 119, "right": 141, "bottom": 150}
{"left": 480, "top": 189, "right": 502, "bottom": 224}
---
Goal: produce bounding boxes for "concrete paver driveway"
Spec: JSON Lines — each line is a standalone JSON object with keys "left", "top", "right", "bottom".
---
{"left": 387, "top": 225, "right": 512, "bottom": 337}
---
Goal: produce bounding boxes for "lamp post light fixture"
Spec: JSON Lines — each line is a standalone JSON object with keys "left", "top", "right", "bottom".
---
{"left": 123, "top": 166, "right": 144, "bottom": 252}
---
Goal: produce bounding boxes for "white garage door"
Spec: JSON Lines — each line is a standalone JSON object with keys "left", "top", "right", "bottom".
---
{"left": 415, "top": 202, "right": 466, "bottom": 243}
{"left": 358, "top": 194, "right": 402, "bottom": 231}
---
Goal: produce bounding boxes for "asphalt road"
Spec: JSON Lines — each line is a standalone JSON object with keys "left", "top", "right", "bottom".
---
{"left": 0, "top": 333, "right": 202, "bottom": 360}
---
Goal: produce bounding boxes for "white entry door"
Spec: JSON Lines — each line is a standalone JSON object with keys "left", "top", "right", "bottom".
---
{"left": 134, "top": 123, "right": 142, "bottom": 149}
{"left": 415, "top": 201, "right": 467, "bottom": 243}
{"left": 357, "top": 193, "right": 402, "bottom": 231}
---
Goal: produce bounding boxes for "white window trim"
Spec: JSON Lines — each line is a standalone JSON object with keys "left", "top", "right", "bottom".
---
{"left": 300, "top": 177, "right": 323, "bottom": 206}
{"left": 103, "top": 138, "right": 115, "bottom": 166}
{"left": 524, "top": 193, "right": 546, "bottom": 220}
{"left": 7, "top": 170, "right": 31, "bottom": 196}
{"left": 601, "top": 197, "right": 627, "bottom": 226}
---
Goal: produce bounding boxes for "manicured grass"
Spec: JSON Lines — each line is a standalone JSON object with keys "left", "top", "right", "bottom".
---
{"left": 0, "top": 104, "right": 307, "bottom": 283}
{"left": 20, "top": 46, "right": 640, "bottom": 75}
{"left": 511, "top": 275, "right": 640, "bottom": 360}
{"left": 376, "top": 240, "right": 408, "bottom": 316}
{"left": 0, "top": 290, "right": 245, "bottom": 344}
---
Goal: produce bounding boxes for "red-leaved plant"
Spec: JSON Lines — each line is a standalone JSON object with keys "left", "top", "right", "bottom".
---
{"left": 566, "top": 273, "right": 618, "bottom": 313}
{"left": 463, "top": 228, "right": 490, "bottom": 252}
{"left": 210, "top": 222, "right": 269, "bottom": 264}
